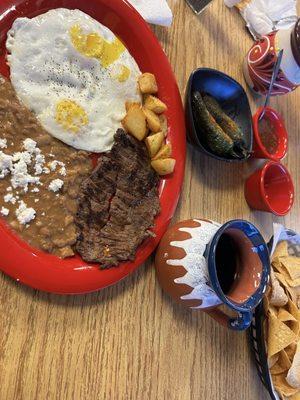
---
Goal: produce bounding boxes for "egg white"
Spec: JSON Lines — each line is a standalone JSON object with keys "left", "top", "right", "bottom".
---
{"left": 6, "top": 8, "right": 141, "bottom": 152}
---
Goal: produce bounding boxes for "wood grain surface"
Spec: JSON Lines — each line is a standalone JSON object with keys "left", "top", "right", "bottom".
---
{"left": 1, "top": 1, "right": 300, "bottom": 399}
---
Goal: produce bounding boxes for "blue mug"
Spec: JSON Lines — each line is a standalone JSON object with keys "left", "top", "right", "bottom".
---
{"left": 155, "top": 218, "right": 270, "bottom": 331}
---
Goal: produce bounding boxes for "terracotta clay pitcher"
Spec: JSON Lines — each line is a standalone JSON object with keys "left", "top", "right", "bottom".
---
{"left": 155, "top": 219, "right": 270, "bottom": 330}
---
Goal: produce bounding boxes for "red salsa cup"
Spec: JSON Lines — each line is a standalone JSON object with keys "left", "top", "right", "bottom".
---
{"left": 244, "top": 161, "right": 294, "bottom": 216}
{"left": 252, "top": 107, "right": 288, "bottom": 161}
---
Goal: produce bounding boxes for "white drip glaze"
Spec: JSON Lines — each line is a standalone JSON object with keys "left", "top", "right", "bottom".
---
{"left": 167, "top": 219, "right": 222, "bottom": 309}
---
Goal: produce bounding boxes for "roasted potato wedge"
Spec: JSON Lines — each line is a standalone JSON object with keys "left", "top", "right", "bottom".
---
{"left": 159, "top": 114, "right": 168, "bottom": 136}
{"left": 145, "top": 132, "right": 164, "bottom": 158}
{"left": 143, "top": 108, "right": 161, "bottom": 133}
{"left": 125, "top": 101, "right": 141, "bottom": 112}
{"left": 122, "top": 105, "right": 147, "bottom": 141}
{"left": 152, "top": 143, "right": 172, "bottom": 160}
{"left": 144, "top": 95, "right": 167, "bottom": 114}
{"left": 151, "top": 158, "right": 176, "bottom": 176}
{"left": 138, "top": 73, "right": 158, "bottom": 94}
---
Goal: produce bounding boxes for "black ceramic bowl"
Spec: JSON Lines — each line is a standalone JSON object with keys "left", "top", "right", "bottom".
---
{"left": 186, "top": 68, "right": 253, "bottom": 162}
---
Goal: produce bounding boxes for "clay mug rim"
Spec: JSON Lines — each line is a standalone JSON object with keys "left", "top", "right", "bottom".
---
{"left": 206, "top": 219, "right": 270, "bottom": 330}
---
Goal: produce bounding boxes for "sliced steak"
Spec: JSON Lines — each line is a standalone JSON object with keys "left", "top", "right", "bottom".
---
{"left": 75, "top": 129, "right": 160, "bottom": 267}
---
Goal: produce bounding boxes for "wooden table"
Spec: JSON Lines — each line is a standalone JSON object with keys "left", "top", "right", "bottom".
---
{"left": 1, "top": 1, "right": 300, "bottom": 399}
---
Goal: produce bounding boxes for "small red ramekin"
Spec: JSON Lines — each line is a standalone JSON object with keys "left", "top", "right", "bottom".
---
{"left": 252, "top": 107, "right": 288, "bottom": 161}
{"left": 244, "top": 161, "right": 294, "bottom": 216}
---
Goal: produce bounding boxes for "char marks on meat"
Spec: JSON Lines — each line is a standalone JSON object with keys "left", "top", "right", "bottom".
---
{"left": 75, "top": 129, "right": 160, "bottom": 268}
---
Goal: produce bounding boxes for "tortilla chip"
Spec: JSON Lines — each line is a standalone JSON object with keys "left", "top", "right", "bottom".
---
{"left": 269, "top": 353, "right": 280, "bottom": 369}
{"left": 286, "top": 343, "right": 298, "bottom": 361}
{"left": 287, "top": 321, "right": 300, "bottom": 337}
{"left": 286, "top": 286, "right": 300, "bottom": 306}
{"left": 281, "top": 350, "right": 293, "bottom": 370}
{"left": 271, "top": 362, "right": 287, "bottom": 375}
{"left": 273, "top": 259, "right": 285, "bottom": 273}
{"left": 285, "top": 277, "right": 300, "bottom": 288}
{"left": 287, "top": 342, "right": 300, "bottom": 389}
{"left": 276, "top": 272, "right": 289, "bottom": 288}
{"left": 264, "top": 295, "right": 270, "bottom": 315}
{"left": 268, "top": 313, "right": 298, "bottom": 357}
{"left": 270, "top": 270, "right": 289, "bottom": 307}
{"left": 281, "top": 257, "right": 300, "bottom": 281}
{"left": 278, "top": 309, "right": 298, "bottom": 323}
{"left": 271, "top": 350, "right": 292, "bottom": 375}
{"left": 273, "top": 373, "right": 299, "bottom": 397}
{"left": 273, "top": 241, "right": 289, "bottom": 260}
{"left": 288, "top": 299, "right": 300, "bottom": 319}
{"left": 286, "top": 299, "right": 300, "bottom": 336}
{"left": 274, "top": 264, "right": 300, "bottom": 289}
{"left": 288, "top": 392, "right": 300, "bottom": 399}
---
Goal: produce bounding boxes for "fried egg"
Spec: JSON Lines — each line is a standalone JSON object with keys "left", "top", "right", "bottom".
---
{"left": 6, "top": 8, "right": 141, "bottom": 152}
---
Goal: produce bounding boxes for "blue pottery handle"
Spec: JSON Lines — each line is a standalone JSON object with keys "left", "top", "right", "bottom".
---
{"left": 229, "top": 310, "right": 253, "bottom": 331}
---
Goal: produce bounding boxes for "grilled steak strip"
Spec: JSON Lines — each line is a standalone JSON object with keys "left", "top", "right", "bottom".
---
{"left": 75, "top": 129, "right": 160, "bottom": 268}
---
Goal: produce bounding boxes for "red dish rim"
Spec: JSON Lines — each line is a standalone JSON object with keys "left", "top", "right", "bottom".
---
{"left": 0, "top": 0, "right": 186, "bottom": 294}
{"left": 259, "top": 161, "right": 294, "bottom": 216}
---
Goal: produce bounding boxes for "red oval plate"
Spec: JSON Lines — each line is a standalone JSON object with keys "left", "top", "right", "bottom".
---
{"left": 0, "top": 0, "right": 186, "bottom": 294}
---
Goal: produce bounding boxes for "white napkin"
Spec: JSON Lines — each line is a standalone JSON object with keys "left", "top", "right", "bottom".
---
{"left": 128, "top": 0, "right": 173, "bottom": 26}
{"left": 225, "top": 0, "right": 297, "bottom": 38}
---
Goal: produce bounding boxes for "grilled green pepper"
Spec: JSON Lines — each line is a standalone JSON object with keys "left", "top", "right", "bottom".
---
{"left": 192, "top": 91, "right": 239, "bottom": 158}
{"left": 203, "top": 94, "right": 248, "bottom": 158}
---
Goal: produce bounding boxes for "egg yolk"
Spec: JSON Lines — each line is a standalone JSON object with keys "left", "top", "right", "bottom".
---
{"left": 56, "top": 100, "right": 88, "bottom": 133}
{"left": 69, "top": 24, "right": 127, "bottom": 69}
{"left": 116, "top": 65, "right": 131, "bottom": 82}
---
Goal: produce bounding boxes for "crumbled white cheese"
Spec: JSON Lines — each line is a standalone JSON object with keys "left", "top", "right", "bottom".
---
{"left": 43, "top": 167, "right": 50, "bottom": 174}
{"left": 0, "top": 139, "right": 68, "bottom": 211}
{"left": 34, "top": 164, "right": 43, "bottom": 175}
{"left": 11, "top": 154, "right": 40, "bottom": 192}
{"left": 49, "top": 160, "right": 66, "bottom": 176}
{"left": 12, "top": 151, "right": 31, "bottom": 164}
{"left": 4, "top": 193, "right": 16, "bottom": 204}
{"left": 49, "top": 160, "right": 58, "bottom": 171}
{"left": 0, "top": 139, "right": 7, "bottom": 149}
{"left": 34, "top": 199, "right": 39, "bottom": 203}
{"left": 15, "top": 201, "right": 36, "bottom": 225}
{"left": 1, "top": 206, "right": 9, "bottom": 216}
{"left": 34, "top": 153, "right": 45, "bottom": 175}
{"left": 41, "top": 212, "right": 45, "bottom": 216}
{"left": 23, "top": 138, "right": 37, "bottom": 153}
{"left": 59, "top": 166, "right": 66, "bottom": 176}
{"left": 0, "top": 151, "right": 12, "bottom": 178}
{"left": 48, "top": 179, "right": 64, "bottom": 192}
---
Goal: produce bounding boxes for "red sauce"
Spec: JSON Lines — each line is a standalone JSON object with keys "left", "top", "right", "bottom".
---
{"left": 258, "top": 116, "right": 279, "bottom": 154}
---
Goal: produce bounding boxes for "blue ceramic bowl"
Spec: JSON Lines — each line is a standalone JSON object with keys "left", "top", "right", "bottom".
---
{"left": 186, "top": 68, "right": 253, "bottom": 162}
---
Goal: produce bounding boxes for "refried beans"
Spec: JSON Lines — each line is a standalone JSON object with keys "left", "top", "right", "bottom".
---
{"left": 0, "top": 76, "right": 93, "bottom": 258}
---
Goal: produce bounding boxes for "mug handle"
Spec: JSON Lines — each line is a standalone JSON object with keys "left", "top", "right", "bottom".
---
{"left": 205, "top": 308, "right": 253, "bottom": 331}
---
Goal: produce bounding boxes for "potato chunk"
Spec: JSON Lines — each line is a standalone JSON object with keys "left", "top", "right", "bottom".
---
{"left": 122, "top": 105, "right": 147, "bottom": 141}
{"left": 159, "top": 114, "right": 168, "bottom": 136}
{"left": 151, "top": 158, "right": 176, "bottom": 176}
{"left": 144, "top": 95, "right": 167, "bottom": 114}
{"left": 143, "top": 108, "right": 161, "bottom": 133}
{"left": 138, "top": 73, "right": 158, "bottom": 94}
{"left": 145, "top": 132, "right": 164, "bottom": 158}
{"left": 125, "top": 101, "right": 141, "bottom": 112}
{"left": 152, "top": 143, "right": 172, "bottom": 160}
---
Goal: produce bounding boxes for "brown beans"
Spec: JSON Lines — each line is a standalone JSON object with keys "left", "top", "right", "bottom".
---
{"left": 0, "top": 77, "right": 93, "bottom": 258}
